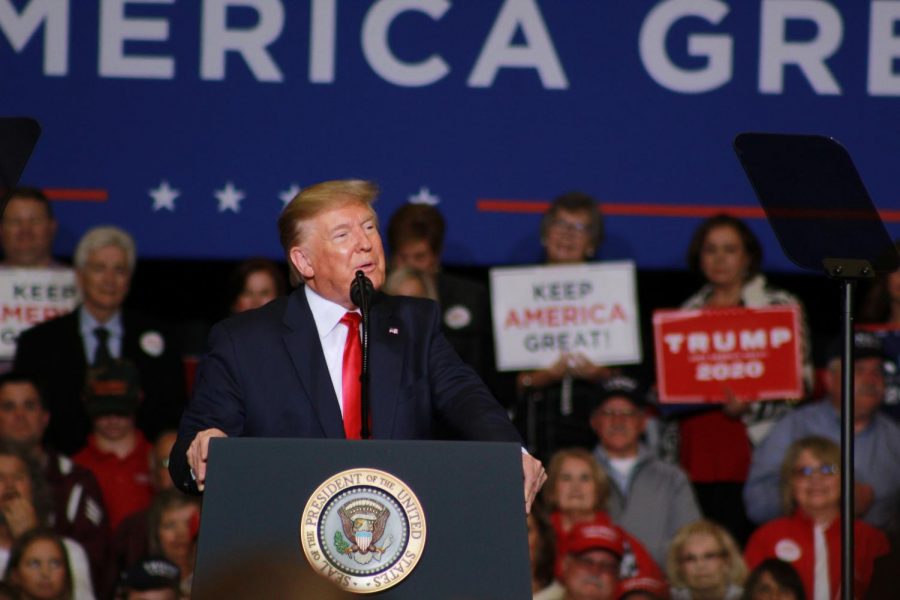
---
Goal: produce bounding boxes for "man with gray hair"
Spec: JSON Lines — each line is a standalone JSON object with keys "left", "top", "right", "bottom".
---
{"left": 13, "top": 225, "right": 185, "bottom": 455}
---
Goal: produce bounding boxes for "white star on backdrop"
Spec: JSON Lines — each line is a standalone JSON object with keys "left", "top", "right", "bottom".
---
{"left": 279, "top": 183, "right": 301, "bottom": 205}
{"left": 215, "top": 182, "right": 245, "bottom": 213}
{"left": 408, "top": 186, "right": 440, "bottom": 206}
{"left": 149, "top": 181, "right": 180, "bottom": 212}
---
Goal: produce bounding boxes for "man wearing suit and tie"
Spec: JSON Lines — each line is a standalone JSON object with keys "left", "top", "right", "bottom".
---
{"left": 170, "top": 180, "right": 546, "bottom": 509}
{"left": 14, "top": 226, "right": 186, "bottom": 455}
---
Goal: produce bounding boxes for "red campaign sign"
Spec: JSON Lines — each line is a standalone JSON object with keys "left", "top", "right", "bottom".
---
{"left": 653, "top": 306, "right": 802, "bottom": 403}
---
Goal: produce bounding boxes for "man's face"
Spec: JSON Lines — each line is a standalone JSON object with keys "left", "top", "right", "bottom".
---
{"left": 93, "top": 414, "right": 135, "bottom": 442}
{"left": 590, "top": 397, "right": 644, "bottom": 458}
{"left": 0, "top": 197, "right": 56, "bottom": 266}
{"left": 0, "top": 382, "right": 49, "bottom": 448}
{"left": 291, "top": 200, "right": 385, "bottom": 309}
{"left": 827, "top": 357, "right": 885, "bottom": 422}
{"left": 77, "top": 245, "right": 132, "bottom": 316}
{"left": 392, "top": 239, "right": 439, "bottom": 274}
{"left": 0, "top": 455, "right": 33, "bottom": 507}
{"left": 563, "top": 549, "right": 619, "bottom": 600}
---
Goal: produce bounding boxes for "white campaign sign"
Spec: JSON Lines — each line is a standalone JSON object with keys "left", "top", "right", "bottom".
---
{"left": 0, "top": 268, "right": 79, "bottom": 360}
{"left": 489, "top": 262, "right": 642, "bottom": 371}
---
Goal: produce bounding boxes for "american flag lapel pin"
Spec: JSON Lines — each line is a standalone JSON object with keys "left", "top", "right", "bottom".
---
{"left": 389, "top": 327, "right": 399, "bottom": 335}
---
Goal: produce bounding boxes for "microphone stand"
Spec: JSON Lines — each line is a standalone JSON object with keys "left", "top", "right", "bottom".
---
{"left": 352, "top": 271, "right": 372, "bottom": 439}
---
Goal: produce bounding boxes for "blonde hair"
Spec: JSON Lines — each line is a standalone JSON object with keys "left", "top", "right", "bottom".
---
{"left": 74, "top": 225, "right": 136, "bottom": 272}
{"left": 383, "top": 266, "right": 438, "bottom": 300}
{"left": 780, "top": 435, "right": 840, "bottom": 515}
{"left": 542, "top": 447, "right": 609, "bottom": 512}
{"left": 666, "top": 520, "right": 747, "bottom": 590}
{"left": 277, "top": 180, "right": 378, "bottom": 284}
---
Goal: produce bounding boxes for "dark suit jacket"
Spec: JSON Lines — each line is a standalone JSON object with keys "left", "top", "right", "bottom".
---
{"left": 14, "top": 308, "right": 187, "bottom": 455}
{"left": 170, "top": 288, "right": 521, "bottom": 493}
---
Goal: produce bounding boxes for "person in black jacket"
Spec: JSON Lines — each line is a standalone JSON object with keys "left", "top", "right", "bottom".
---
{"left": 14, "top": 225, "right": 186, "bottom": 455}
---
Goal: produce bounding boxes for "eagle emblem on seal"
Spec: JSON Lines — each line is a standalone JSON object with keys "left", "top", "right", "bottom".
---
{"left": 334, "top": 498, "right": 394, "bottom": 565}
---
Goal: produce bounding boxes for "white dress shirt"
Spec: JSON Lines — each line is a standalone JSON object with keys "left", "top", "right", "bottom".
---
{"left": 304, "top": 286, "right": 361, "bottom": 417}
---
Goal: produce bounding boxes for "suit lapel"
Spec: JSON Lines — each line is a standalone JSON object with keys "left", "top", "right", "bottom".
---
{"left": 281, "top": 288, "right": 346, "bottom": 438}
{"left": 368, "top": 296, "right": 403, "bottom": 439}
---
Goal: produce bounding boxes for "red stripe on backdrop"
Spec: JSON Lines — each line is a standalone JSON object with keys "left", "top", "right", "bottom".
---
{"left": 44, "top": 188, "right": 108, "bottom": 202}
{"left": 477, "top": 200, "right": 900, "bottom": 222}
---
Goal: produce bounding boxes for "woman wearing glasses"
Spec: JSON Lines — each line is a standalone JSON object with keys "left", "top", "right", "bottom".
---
{"left": 515, "top": 193, "right": 614, "bottom": 459}
{"left": 744, "top": 436, "right": 889, "bottom": 600}
{"left": 667, "top": 520, "right": 747, "bottom": 600}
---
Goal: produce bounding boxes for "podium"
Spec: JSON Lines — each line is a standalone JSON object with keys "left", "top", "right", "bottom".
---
{"left": 192, "top": 438, "right": 532, "bottom": 599}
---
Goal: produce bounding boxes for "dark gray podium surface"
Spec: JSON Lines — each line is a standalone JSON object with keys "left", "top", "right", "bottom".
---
{"left": 193, "top": 438, "right": 531, "bottom": 599}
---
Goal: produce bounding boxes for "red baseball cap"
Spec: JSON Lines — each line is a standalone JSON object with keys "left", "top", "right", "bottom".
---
{"left": 567, "top": 522, "right": 625, "bottom": 558}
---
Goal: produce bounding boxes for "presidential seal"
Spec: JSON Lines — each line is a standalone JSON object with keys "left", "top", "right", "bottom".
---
{"left": 300, "top": 468, "right": 426, "bottom": 594}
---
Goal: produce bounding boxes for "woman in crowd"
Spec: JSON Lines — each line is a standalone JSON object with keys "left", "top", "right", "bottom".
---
{"left": 744, "top": 436, "right": 889, "bottom": 600}
{"left": 671, "top": 214, "right": 812, "bottom": 544}
{"left": 515, "top": 193, "right": 613, "bottom": 457}
{"left": 147, "top": 490, "right": 201, "bottom": 599}
{"left": 741, "top": 559, "right": 805, "bottom": 600}
{"left": 4, "top": 528, "right": 72, "bottom": 600}
{"left": 382, "top": 266, "right": 438, "bottom": 300}
{"left": 528, "top": 508, "right": 562, "bottom": 599}
{"left": 226, "top": 258, "right": 287, "bottom": 314}
{"left": 667, "top": 520, "right": 746, "bottom": 600}
{"left": 542, "top": 448, "right": 662, "bottom": 580}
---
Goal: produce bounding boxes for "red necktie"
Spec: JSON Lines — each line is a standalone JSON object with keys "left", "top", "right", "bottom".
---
{"left": 340, "top": 312, "right": 362, "bottom": 440}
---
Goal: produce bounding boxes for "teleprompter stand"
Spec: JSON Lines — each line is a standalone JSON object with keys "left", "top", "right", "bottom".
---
{"left": 734, "top": 133, "right": 899, "bottom": 600}
{"left": 0, "top": 117, "right": 41, "bottom": 207}
{"left": 192, "top": 438, "right": 531, "bottom": 599}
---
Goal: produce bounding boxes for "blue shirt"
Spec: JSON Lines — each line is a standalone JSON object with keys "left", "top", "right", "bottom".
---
{"left": 79, "top": 307, "right": 123, "bottom": 364}
{"left": 744, "top": 399, "right": 900, "bottom": 532}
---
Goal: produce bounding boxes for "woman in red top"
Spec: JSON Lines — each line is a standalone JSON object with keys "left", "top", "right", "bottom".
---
{"left": 542, "top": 447, "right": 663, "bottom": 581}
{"left": 744, "top": 436, "right": 889, "bottom": 599}
{"left": 673, "top": 215, "right": 812, "bottom": 545}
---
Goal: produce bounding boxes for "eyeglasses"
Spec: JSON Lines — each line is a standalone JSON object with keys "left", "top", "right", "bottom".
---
{"left": 681, "top": 551, "right": 726, "bottom": 564}
{"left": 549, "top": 219, "right": 591, "bottom": 236}
{"left": 571, "top": 555, "right": 619, "bottom": 574}
{"left": 793, "top": 464, "right": 838, "bottom": 478}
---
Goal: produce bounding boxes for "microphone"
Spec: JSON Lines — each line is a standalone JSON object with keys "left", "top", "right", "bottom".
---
{"left": 350, "top": 271, "right": 374, "bottom": 309}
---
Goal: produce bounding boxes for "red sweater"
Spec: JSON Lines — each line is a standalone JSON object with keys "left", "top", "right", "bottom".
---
{"left": 744, "top": 511, "right": 890, "bottom": 599}
{"left": 74, "top": 432, "right": 154, "bottom": 530}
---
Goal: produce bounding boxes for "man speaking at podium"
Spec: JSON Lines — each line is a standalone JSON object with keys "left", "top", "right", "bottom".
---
{"left": 169, "top": 180, "right": 546, "bottom": 510}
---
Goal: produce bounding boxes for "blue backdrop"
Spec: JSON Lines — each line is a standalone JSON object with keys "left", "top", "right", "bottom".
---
{"left": 3, "top": 0, "right": 899, "bottom": 271}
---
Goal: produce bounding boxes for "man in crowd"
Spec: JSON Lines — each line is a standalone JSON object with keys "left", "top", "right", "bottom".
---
{"left": 116, "top": 556, "right": 181, "bottom": 600}
{"left": 171, "top": 179, "right": 545, "bottom": 508}
{"left": 14, "top": 225, "right": 186, "bottom": 454}
{"left": 0, "top": 372, "right": 108, "bottom": 587}
{"left": 553, "top": 522, "right": 624, "bottom": 600}
{"left": 744, "top": 331, "right": 900, "bottom": 531}
{"left": 0, "top": 187, "right": 59, "bottom": 267}
{"left": 73, "top": 361, "right": 154, "bottom": 531}
{"left": 589, "top": 376, "right": 700, "bottom": 567}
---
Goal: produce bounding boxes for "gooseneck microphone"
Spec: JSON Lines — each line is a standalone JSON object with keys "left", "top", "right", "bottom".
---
{"left": 350, "top": 271, "right": 373, "bottom": 439}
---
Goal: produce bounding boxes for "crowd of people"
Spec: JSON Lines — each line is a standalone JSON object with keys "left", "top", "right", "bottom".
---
{"left": 0, "top": 184, "right": 897, "bottom": 599}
